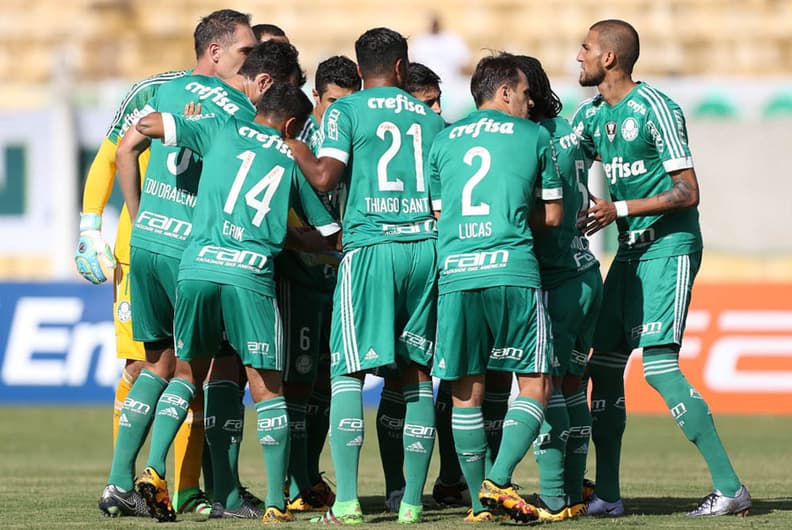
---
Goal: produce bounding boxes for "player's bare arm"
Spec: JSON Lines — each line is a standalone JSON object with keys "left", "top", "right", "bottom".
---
{"left": 284, "top": 139, "right": 345, "bottom": 192}
{"left": 530, "top": 199, "right": 564, "bottom": 229}
{"left": 580, "top": 167, "right": 699, "bottom": 236}
{"left": 115, "top": 125, "right": 151, "bottom": 221}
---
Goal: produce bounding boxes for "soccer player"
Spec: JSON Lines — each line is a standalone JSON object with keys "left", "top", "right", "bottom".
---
{"left": 133, "top": 82, "right": 340, "bottom": 524}
{"left": 573, "top": 19, "right": 751, "bottom": 517}
{"left": 405, "top": 62, "right": 442, "bottom": 114}
{"left": 278, "top": 55, "right": 360, "bottom": 513}
{"left": 253, "top": 23, "right": 289, "bottom": 43}
{"left": 428, "top": 53, "right": 562, "bottom": 523}
{"left": 285, "top": 27, "right": 446, "bottom": 524}
{"left": 514, "top": 54, "right": 603, "bottom": 521}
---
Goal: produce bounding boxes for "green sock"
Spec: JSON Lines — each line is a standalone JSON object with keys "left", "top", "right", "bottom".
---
{"left": 230, "top": 386, "right": 245, "bottom": 488}
{"left": 306, "top": 389, "right": 330, "bottom": 483}
{"left": 563, "top": 389, "right": 591, "bottom": 504}
{"left": 401, "top": 382, "right": 435, "bottom": 506}
{"left": 201, "top": 438, "right": 214, "bottom": 500}
{"left": 435, "top": 382, "right": 462, "bottom": 484}
{"left": 451, "top": 406, "right": 487, "bottom": 514}
{"left": 256, "top": 396, "right": 290, "bottom": 510}
{"left": 643, "top": 351, "right": 741, "bottom": 496}
{"left": 534, "top": 390, "right": 568, "bottom": 511}
{"left": 482, "top": 387, "right": 510, "bottom": 474}
{"left": 588, "top": 352, "right": 629, "bottom": 502}
{"left": 204, "top": 380, "right": 243, "bottom": 509}
{"left": 376, "top": 387, "right": 405, "bottom": 495}
{"left": 108, "top": 369, "right": 167, "bottom": 490}
{"left": 329, "top": 376, "right": 363, "bottom": 503}
{"left": 488, "top": 397, "right": 544, "bottom": 486}
{"left": 146, "top": 378, "right": 196, "bottom": 477}
{"left": 287, "top": 400, "right": 310, "bottom": 499}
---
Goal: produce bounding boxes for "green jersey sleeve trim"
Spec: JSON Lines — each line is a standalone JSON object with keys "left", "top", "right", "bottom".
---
{"left": 315, "top": 222, "right": 342, "bottom": 236}
{"left": 318, "top": 146, "right": 349, "bottom": 164}
{"left": 162, "top": 113, "right": 177, "bottom": 146}
{"left": 663, "top": 156, "right": 694, "bottom": 173}
{"left": 432, "top": 199, "right": 442, "bottom": 210}
{"left": 542, "top": 187, "right": 563, "bottom": 200}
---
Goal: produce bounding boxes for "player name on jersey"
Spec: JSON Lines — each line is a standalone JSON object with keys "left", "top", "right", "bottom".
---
{"left": 364, "top": 197, "right": 429, "bottom": 214}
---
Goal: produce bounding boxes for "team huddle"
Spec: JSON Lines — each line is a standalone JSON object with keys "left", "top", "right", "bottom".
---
{"left": 74, "top": 9, "right": 751, "bottom": 525}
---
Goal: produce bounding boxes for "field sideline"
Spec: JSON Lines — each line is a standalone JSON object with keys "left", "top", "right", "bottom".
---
{"left": 0, "top": 407, "right": 789, "bottom": 528}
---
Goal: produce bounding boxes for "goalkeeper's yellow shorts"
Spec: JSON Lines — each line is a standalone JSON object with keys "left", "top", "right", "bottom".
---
{"left": 114, "top": 262, "right": 146, "bottom": 361}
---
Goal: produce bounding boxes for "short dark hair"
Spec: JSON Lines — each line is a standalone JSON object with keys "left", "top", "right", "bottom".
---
{"left": 256, "top": 82, "right": 313, "bottom": 124}
{"left": 354, "top": 27, "right": 408, "bottom": 78}
{"left": 252, "top": 23, "right": 287, "bottom": 41}
{"left": 193, "top": 9, "right": 251, "bottom": 59}
{"left": 590, "top": 19, "right": 640, "bottom": 74}
{"left": 405, "top": 63, "right": 441, "bottom": 95}
{"left": 470, "top": 54, "right": 522, "bottom": 107}
{"left": 513, "top": 55, "right": 562, "bottom": 119}
{"left": 239, "top": 40, "right": 306, "bottom": 86}
{"left": 315, "top": 56, "right": 361, "bottom": 95}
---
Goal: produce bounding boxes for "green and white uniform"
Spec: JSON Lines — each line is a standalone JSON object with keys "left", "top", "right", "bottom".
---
{"left": 161, "top": 113, "right": 339, "bottom": 369}
{"left": 319, "top": 87, "right": 445, "bottom": 377}
{"left": 572, "top": 82, "right": 702, "bottom": 351}
{"left": 534, "top": 117, "right": 602, "bottom": 377}
{"left": 428, "top": 109, "right": 562, "bottom": 379}
{"left": 129, "top": 74, "right": 256, "bottom": 343}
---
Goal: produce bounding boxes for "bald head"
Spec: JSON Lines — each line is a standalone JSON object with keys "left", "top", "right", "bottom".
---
{"left": 590, "top": 19, "right": 640, "bottom": 74}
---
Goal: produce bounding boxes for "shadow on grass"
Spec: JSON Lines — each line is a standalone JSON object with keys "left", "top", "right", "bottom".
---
{"left": 625, "top": 496, "right": 792, "bottom": 516}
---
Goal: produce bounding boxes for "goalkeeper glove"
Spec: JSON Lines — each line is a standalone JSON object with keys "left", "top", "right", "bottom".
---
{"left": 74, "top": 213, "right": 116, "bottom": 284}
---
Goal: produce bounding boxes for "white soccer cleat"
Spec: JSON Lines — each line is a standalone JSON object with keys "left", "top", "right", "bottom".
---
{"left": 686, "top": 485, "right": 751, "bottom": 517}
{"left": 585, "top": 494, "right": 624, "bottom": 516}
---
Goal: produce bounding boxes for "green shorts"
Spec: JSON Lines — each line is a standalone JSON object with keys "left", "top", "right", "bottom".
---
{"left": 544, "top": 266, "right": 603, "bottom": 377}
{"left": 593, "top": 252, "right": 701, "bottom": 352}
{"left": 129, "top": 248, "right": 178, "bottom": 344}
{"left": 174, "top": 279, "right": 283, "bottom": 371}
{"left": 329, "top": 240, "right": 437, "bottom": 378}
{"left": 277, "top": 277, "right": 333, "bottom": 384}
{"left": 433, "top": 286, "right": 554, "bottom": 380}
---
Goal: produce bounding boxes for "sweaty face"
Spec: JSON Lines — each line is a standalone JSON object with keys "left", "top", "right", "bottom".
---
{"left": 314, "top": 83, "right": 355, "bottom": 121}
{"left": 411, "top": 86, "right": 442, "bottom": 115}
{"left": 577, "top": 29, "right": 607, "bottom": 87}
{"left": 505, "top": 70, "right": 531, "bottom": 119}
{"left": 216, "top": 24, "right": 257, "bottom": 79}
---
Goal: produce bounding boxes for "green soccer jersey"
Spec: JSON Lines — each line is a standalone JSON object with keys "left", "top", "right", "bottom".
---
{"left": 318, "top": 86, "right": 446, "bottom": 250}
{"left": 533, "top": 117, "right": 599, "bottom": 290}
{"left": 105, "top": 70, "right": 188, "bottom": 143}
{"left": 572, "top": 82, "right": 703, "bottom": 260}
{"left": 428, "top": 108, "right": 563, "bottom": 294}
{"left": 162, "top": 113, "right": 340, "bottom": 297}
{"left": 130, "top": 74, "right": 256, "bottom": 258}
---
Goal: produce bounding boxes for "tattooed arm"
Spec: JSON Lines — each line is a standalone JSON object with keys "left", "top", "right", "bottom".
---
{"left": 578, "top": 168, "right": 700, "bottom": 236}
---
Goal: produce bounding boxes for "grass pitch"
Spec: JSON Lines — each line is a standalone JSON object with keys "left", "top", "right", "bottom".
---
{"left": 0, "top": 407, "right": 789, "bottom": 528}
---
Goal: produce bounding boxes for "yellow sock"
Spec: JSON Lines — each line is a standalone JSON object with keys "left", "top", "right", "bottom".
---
{"left": 173, "top": 392, "right": 204, "bottom": 495}
{"left": 112, "top": 369, "right": 135, "bottom": 447}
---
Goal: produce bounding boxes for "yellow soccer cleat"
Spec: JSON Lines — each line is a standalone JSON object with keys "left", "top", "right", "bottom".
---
{"left": 478, "top": 479, "right": 538, "bottom": 523}
{"left": 463, "top": 508, "right": 496, "bottom": 523}
{"left": 134, "top": 466, "right": 176, "bottom": 522}
{"left": 262, "top": 505, "right": 296, "bottom": 524}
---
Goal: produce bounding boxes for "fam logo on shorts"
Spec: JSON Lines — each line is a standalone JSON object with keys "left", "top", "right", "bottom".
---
{"left": 116, "top": 300, "right": 131, "bottom": 322}
{"left": 631, "top": 321, "right": 663, "bottom": 340}
{"left": 621, "top": 117, "right": 639, "bottom": 141}
{"left": 248, "top": 341, "right": 271, "bottom": 356}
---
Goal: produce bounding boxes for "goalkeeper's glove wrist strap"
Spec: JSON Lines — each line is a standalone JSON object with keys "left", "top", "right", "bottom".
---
{"left": 79, "top": 212, "right": 102, "bottom": 232}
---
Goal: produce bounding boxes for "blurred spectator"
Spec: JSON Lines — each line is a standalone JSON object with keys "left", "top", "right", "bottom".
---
{"left": 409, "top": 14, "right": 470, "bottom": 86}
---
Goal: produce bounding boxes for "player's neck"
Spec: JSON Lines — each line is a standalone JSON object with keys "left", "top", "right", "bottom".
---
{"left": 363, "top": 75, "right": 399, "bottom": 90}
{"left": 598, "top": 73, "right": 636, "bottom": 106}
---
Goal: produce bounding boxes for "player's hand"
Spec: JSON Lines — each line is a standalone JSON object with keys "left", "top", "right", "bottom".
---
{"left": 74, "top": 213, "right": 116, "bottom": 284}
{"left": 183, "top": 101, "right": 202, "bottom": 116}
{"left": 578, "top": 196, "right": 617, "bottom": 236}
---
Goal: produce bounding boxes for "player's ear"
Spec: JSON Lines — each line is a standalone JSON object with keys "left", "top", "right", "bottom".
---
{"left": 312, "top": 88, "right": 320, "bottom": 106}
{"left": 394, "top": 57, "right": 406, "bottom": 86}
{"left": 282, "top": 116, "right": 299, "bottom": 139}
{"left": 207, "top": 41, "right": 222, "bottom": 64}
{"left": 499, "top": 83, "right": 511, "bottom": 105}
{"left": 602, "top": 50, "right": 617, "bottom": 70}
{"left": 257, "top": 73, "right": 274, "bottom": 93}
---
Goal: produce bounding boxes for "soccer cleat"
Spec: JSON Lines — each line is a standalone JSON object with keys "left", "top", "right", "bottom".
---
{"left": 528, "top": 495, "right": 570, "bottom": 522}
{"left": 135, "top": 466, "right": 176, "bottom": 522}
{"left": 311, "top": 474, "right": 337, "bottom": 507}
{"left": 582, "top": 478, "right": 595, "bottom": 502}
{"left": 98, "top": 484, "right": 151, "bottom": 517}
{"left": 174, "top": 487, "right": 212, "bottom": 515}
{"left": 585, "top": 494, "right": 625, "bottom": 516}
{"left": 288, "top": 487, "right": 330, "bottom": 512}
{"left": 478, "top": 479, "right": 538, "bottom": 523}
{"left": 432, "top": 477, "right": 471, "bottom": 506}
{"left": 686, "top": 485, "right": 751, "bottom": 517}
{"left": 566, "top": 502, "right": 587, "bottom": 518}
{"left": 384, "top": 487, "right": 404, "bottom": 513}
{"left": 208, "top": 496, "right": 264, "bottom": 519}
{"left": 262, "top": 505, "right": 296, "bottom": 524}
{"left": 310, "top": 500, "right": 364, "bottom": 524}
{"left": 397, "top": 501, "right": 423, "bottom": 524}
{"left": 463, "top": 508, "right": 495, "bottom": 523}
{"left": 239, "top": 485, "right": 265, "bottom": 510}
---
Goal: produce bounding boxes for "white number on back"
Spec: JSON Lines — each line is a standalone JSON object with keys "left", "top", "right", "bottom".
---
{"left": 462, "top": 147, "right": 491, "bottom": 216}
{"left": 376, "top": 121, "right": 425, "bottom": 192}
{"left": 224, "top": 150, "right": 284, "bottom": 227}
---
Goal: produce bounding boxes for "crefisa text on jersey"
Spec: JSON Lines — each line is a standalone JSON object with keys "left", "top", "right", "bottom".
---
{"left": 367, "top": 93, "right": 427, "bottom": 115}
{"left": 449, "top": 117, "right": 514, "bottom": 139}
{"left": 184, "top": 81, "right": 241, "bottom": 115}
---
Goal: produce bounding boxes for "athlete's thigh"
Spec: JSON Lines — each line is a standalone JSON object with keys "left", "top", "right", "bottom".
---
{"left": 433, "top": 290, "right": 490, "bottom": 381}
{"left": 398, "top": 239, "right": 438, "bottom": 368}
{"left": 129, "top": 248, "right": 179, "bottom": 343}
{"left": 330, "top": 245, "right": 398, "bottom": 377}
{"left": 221, "top": 285, "right": 283, "bottom": 371}
{"left": 485, "top": 286, "right": 553, "bottom": 375}
{"left": 592, "top": 259, "right": 632, "bottom": 353}
{"left": 633, "top": 252, "right": 701, "bottom": 349}
{"left": 277, "top": 277, "right": 326, "bottom": 384}
{"left": 174, "top": 279, "right": 223, "bottom": 362}
{"left": 114, "top": 262, "right": 145, "bottom": 361}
